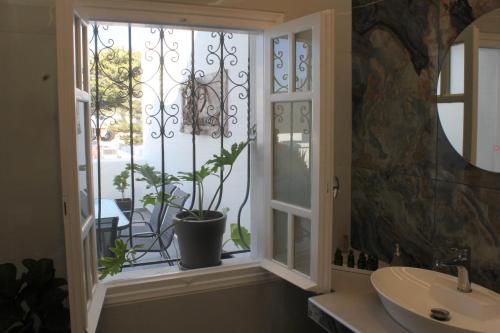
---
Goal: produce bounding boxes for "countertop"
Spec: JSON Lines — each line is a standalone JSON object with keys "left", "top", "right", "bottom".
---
{"left": 308, "top": 266, "right": 409, "bottom": 333}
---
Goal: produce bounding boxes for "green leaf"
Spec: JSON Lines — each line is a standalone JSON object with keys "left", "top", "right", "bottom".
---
{"left": 0, "top": 263, "right": 21, "bottom": 299}
{"left": 207, "top": 141, "right": 248, "bottom": 172}
{"left": 179, "top": 165, "right": 212, "bottom": 183}
{"left": 113, "top": 169, "right": 130, "bottom": 194}
{"left": 22, "top": 258, "right": 55, "bottom": 289}
{"left": 98, "top": 239, "right": 143, "bottom": 280}
{"left": 229, "top": 224, "right": 251, "bottom": 250}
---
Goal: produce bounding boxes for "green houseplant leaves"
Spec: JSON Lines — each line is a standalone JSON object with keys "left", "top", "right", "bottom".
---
{"left": 0, "top": 259, "right": 70, "bottom": 333}
{"left": 99, "top": 141, "right": 250, "bottom": 279}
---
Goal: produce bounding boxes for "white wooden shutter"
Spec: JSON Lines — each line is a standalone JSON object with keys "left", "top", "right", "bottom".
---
{"left": 56, "top": 1, "right": 105, "bottom": 332}
{"left": 259, "top": 10, "right": 335, "bottom": 293}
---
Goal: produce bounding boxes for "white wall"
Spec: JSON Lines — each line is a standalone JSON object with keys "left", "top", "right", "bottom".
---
{"left": 0, "top": 0, "right": 66, "bottom": 275}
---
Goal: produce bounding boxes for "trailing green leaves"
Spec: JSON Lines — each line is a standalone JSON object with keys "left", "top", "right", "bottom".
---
{"left": 229, "top": 224, "right": 251, "bottom": 250}
{"left": 100, "top": 141, "right": 249, "bottom": 279}
{"left": 98, "top": 239, "right": 143, "bottom": 280}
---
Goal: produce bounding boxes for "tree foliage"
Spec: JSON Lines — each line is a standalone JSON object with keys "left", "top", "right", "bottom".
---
{"left": 90, "top": 47, "right": 143, "bottom": 144}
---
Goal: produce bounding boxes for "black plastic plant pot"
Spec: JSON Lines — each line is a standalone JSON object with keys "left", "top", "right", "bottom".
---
{"left": 174, "top": 210, "right": 227, "bottom": 269}
{"left": 115, "top": 198, "right": 132, "bottom": 212}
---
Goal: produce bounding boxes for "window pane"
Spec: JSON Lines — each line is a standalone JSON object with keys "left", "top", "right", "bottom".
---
{"left": 76, "top": 101, "right": 90, "bottom": 223}
{"left": 273, "top": 101, "right": 311, "bottom": 208}
{"left": 294, "top": 216, "right": 310, "bottom": 275}
{"left": 450, "top": 43, "right": 464, "bottom": 94}
{"left": 273, "top": 210, "right": 288, "bottom": 264}
{"left": 273, "top": 35, "right": 289, "bottom": 93}
{"left": 295, "top": 30, "right": 312, "bottom": 92}
{"left": 477, "top": 47, "right": 500, "bottom": 171}
{"left": 436, "top": 73, "right": 441, "bottom": 96}
{"left": 438, "top": 102, "right": 464, "bottom": 155}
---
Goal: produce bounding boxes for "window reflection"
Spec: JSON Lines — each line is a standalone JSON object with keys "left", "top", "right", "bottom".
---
{"left": 272, "top": 101, "right": 311, "bottom": 208}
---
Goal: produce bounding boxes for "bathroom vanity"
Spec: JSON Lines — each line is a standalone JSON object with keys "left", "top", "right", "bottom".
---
{"left": 309, "top": 266, "right": 500, "bottom": 333}
{"left": 308, "top": 266, "right": 407, "bottom": 333}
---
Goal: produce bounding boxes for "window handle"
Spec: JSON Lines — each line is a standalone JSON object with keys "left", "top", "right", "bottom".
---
{"left": 332, "top": 176, "right": 340, "bottom": 199}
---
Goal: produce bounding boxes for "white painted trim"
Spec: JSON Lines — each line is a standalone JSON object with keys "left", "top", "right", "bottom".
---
{"left": 87, "top": 283, "right": 106, "bottom": 333}
{"left": 261, "top": 259, "right": 316, "bottom": 290}
{"left": 480, "top": 32, "right": 500, "bottom": 48}
{"left": 0, "top": 0, "right": 54, "bottom": 7}
{"left": 318, "top": 9, "right": 336, "bottom": 291}
{"left": 56, "top": 1, "right": 87, "bottom": 332}
{"left": 103, "top": 262, "right": 278, "bottom": 307}
{"left": 262, "top": 10, "right": 335, "bottom": 294}
{"left": 76, "top": 0, "right": 283, "bottom": 30}
{"left": 436, "top": 94, "right": 465, "bottom": 103}
{"left": 464, "top": 25, "right": 479, "bottom": 163}
{"left": 270, "top": 200, "right": 311, "bottom": 219}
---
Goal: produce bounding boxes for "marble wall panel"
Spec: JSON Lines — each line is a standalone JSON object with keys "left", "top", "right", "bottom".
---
{"left": 352, "top": 0, "right": 500, "bottom": 292}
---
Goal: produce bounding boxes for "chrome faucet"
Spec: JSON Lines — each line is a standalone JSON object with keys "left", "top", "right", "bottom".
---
{"left": 435, "top": 248, "right": 472, "bottom": 293}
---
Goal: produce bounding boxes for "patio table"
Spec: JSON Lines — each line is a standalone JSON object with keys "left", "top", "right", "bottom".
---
{"left": 94, "top": 198, "right": 130, "bottom": 230}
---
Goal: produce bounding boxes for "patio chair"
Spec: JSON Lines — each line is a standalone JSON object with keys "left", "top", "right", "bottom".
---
{"left": 120, "top": 183, "right": 177, "bottom": 237}
{"left": 96, "top": 216, "right": 119, "bottom": 258}
{"left": 133, "top": 188, "right": 190, "bottom": 263}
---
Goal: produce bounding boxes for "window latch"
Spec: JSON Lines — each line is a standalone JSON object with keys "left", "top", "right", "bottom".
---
{"left": 332, "top": 176, "right": 340, "bottom": 199}
{"left": 249, "top": 124, "right": 257, "bottom": 142}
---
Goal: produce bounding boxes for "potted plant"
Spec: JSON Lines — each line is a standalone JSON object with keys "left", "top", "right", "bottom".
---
{"left": 130, "top": 163, "right": 179, "bottom": 208}
{"left": 99, "top": 141, "right": 249, "bottom": 277}
{"left": 0, "top": 259, "right": 70, "bottom": 332}
{"left": 113, "top": 169, "right": 132, "bottom": 213}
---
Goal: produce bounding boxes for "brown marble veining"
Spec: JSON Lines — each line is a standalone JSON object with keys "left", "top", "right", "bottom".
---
{"left": 352, "top": 0, "right": 500, "bottom": 292}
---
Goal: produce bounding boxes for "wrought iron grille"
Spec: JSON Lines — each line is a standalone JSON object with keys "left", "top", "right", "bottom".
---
{"left": 89, "top": 22, "right": 252, "bottom": 268}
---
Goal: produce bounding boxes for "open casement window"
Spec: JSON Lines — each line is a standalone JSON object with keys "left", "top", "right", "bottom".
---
{"left": 56, "top": 3, "right": 105, "bottom": 333}
{"left": 258, "top": 10, "right": 334, "bottom": 293}
{"left": 56, "top": 0, "right": 339, "bottom": 326}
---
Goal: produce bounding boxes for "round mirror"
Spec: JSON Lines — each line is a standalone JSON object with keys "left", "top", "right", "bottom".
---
{"left": 437, "top": 8, "right": 500, "bottom": 172}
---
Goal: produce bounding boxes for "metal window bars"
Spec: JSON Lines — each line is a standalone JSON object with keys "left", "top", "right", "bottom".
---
{"left": 89, "top": 22, "right": 252, "bottom": 267}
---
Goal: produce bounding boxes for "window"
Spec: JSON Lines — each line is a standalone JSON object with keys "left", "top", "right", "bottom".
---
{"left": 438, "top": 25, "right": 500, "bottom": 169}
{"left": 89, "top": 22, "right": 253, "bottom": 268}
{"left": 57, "top": 4, "right": 346, "bottom": 332}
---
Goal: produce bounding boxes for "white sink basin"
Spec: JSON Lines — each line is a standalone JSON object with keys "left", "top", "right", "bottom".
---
{"left": 371, "top": 267, "right": 500, "bottom": 333}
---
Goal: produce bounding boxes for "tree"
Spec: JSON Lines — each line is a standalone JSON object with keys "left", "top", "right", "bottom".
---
{"left": 90, "top": 47, "right": 143, "bottom": 145}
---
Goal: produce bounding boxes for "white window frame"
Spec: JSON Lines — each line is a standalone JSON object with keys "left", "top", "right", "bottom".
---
{"left": 57, "top": 1, "right": 351, "bottom": 327}
{"left": 438, "top": 26, "right": 500, "bottom": 164}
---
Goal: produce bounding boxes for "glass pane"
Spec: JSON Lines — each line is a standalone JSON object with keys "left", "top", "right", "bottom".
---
{"left": 295, "top": 30, "right": 312, "bottom": 92}
{"left": 436, "top": 73, "right": 441, "bottom": 96}
{"left": 438, "top": 102, "right": 464, "bottom": 155}
{"left": 450, "top": 43, "right": 464, "bottom": 94}
{"left": 273, "top": 210, "right": 288, "bottom": 264}
{"left": 273, "top": 35, "right": 289, "bottom": 93}
{"left": 477, "top": 47, "right": 500, "bottom": 171}
{"left": 273, "top": 101, "right": 312, "bottom": 208}
{"left": 294, "top": 216, "right": 311, "bottom": 275}
{"left": 76, "top": 101, "right": 90, "bottom": 223}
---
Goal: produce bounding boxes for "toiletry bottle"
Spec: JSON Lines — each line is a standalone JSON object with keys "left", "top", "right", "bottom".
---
{"left": 334, "top": 248, "right": 343, "bottom": 266}
{"left": 347, "top": 250, "right": 355, "bottom": 268}
{"left": 391, "top": 243, "right": 402, "bottom": 266}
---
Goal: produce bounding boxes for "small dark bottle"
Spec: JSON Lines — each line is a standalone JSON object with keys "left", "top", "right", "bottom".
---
{"left": 347, "top": 250, "right": 355, "bottom": 268}
{"left": 367, "top": 254, "right": 379, "bottom": 271}
{"left": 357, "top": 251, "right": 367, "bottom": 269}
{"left": 334, "top": 248, "right": 343, "bottom": 266}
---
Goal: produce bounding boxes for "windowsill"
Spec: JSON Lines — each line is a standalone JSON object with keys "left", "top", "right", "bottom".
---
{"left": 102, "top": 253, "right": 278, "bottom": 307}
